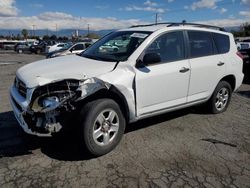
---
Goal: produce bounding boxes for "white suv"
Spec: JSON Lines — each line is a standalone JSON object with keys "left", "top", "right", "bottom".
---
{"left": 10, "top": 23, "right": 244, "bottom": 156}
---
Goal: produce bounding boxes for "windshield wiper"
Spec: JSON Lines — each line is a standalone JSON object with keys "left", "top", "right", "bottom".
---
{"left": 113, "top": 61, "right": 120, "bottom": 70}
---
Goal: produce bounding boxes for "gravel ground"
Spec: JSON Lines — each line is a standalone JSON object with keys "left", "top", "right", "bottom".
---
{"left": 0, "top": 53, "right": 250, "bottom": 188}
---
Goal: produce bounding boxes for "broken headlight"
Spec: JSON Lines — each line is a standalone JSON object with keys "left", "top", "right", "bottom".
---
{"left": 42, "top": 96, "right": 60, "bottom": 108}
{"left": 30, "top": 79, "right": 80, "bottom": 112}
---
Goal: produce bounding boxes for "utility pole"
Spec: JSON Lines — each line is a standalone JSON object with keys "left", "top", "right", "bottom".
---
{"left": 79, "top": 17, "right": 81, "bottom": 32}
{"left": 87, "top": 24, "right": 90, "bottom": 36}
{"left": 55, "top": 24, "right": 58, "bottom": 36}
{"left": 32, "top": 25, "right": 36, "bottom": 36}
{"left": 155, "top": 13, "right": 158, "bottom": 25}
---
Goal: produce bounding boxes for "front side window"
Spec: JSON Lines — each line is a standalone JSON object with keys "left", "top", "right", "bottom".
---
{"left": 188, "top": 31, "right": 214, "bottom": 58}
{"left": 82, "top": 31, "right": 152, "bottom": 62}
{"left": 145, "top": 31, "right": 185, "bottom": 63}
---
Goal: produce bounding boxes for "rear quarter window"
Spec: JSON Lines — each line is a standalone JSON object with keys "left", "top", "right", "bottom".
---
{"left": 212, "top": 33, "right": 230, "bottom": 54}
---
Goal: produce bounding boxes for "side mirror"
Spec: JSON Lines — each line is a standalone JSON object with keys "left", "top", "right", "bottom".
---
{"left": 70, "top": 48, "right": 74, "bottom": 52}
{"left": 143, "top": 53, "right": 161, "bottom": 65}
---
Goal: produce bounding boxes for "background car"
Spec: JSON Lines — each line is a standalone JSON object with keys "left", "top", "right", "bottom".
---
{"left": 2, "top": 41, "right": 18, "bottom": 50}
{"left": 46, "top": 43, "right": 70, "bottom": 53}
{"left": 14, "top": 41, "right": 36, "bottom": 53}
{"left": 30, "top": 40, "right": 57, "bottom": 54}
{"left": 46, "top": 42, "right": 92, "bottom": 58}
{"left": 237, "top": 41, "right": 250, "bottom": 50}
{"left": 239, "top": 47, "right": 250, "bottom": 76}
{"left": 15, "top": 42, "right": 30, "bottom": 53}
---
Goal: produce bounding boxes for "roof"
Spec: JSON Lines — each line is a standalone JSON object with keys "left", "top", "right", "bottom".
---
{"left": 120, "top": 22, "right": 225, "bottom": 33}
{"left": 120, "top": 25, "right": 165, "bottom": 32}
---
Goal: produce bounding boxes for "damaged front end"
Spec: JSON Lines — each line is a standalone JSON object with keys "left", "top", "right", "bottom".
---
{"left": 10, "top": 77, "right": 110, "bottom": 136}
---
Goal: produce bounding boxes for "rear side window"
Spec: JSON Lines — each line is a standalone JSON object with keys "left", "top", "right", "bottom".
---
{"left": 213, "top": 33, "right": 230, "bottom": 54}
{"left": 188, "top": 31, "right": 214, "bottom": 58}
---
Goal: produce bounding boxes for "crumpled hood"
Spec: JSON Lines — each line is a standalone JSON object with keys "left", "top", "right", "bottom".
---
{"left": 16, "top": 55, "right": 116, "bottom": 88}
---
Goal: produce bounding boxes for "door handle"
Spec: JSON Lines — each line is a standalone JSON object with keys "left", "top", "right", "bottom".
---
{"left": 179, "top": 67, "right": 190, "bottom": 73}
{"left": 217, "top": 62, "right": 225, "bottom": 66}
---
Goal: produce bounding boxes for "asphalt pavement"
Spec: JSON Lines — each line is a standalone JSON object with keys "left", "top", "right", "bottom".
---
{"left": 0, "top": 53, "right": 250, "bottom": 188}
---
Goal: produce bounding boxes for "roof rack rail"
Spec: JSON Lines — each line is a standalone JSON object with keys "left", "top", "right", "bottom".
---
{"left": 130, "top": 22, "right": 225, "bottom": 31}
{"left": 167, "top": 22, "right": 225, "bottom": 31}
{"left": 130, "top": 22, "right": 173, "bottom": 28}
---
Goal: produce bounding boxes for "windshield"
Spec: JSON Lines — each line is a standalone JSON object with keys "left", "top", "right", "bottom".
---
{"left": 81, "top": 31, "right": 152, "bottom": 62}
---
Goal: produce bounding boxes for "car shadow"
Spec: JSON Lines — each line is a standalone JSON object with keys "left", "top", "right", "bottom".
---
{"left": 126, "top": 107, "right": 192, "bottom": 133}
{"left": 0, "top": 107, "right": 204, "bottom": 161}
{"left": 0, "top": 111, "right": 92, "bottom": 161}
{"left": 237, "top": 90, "right": 250, "bottom": 98}
{"left": 243, "top": 75, "right": 250, "bottom": 85}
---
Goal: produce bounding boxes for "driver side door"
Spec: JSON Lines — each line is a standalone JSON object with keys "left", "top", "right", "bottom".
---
{"left": 135, "top": 31, "right": 190, "bottom": 116}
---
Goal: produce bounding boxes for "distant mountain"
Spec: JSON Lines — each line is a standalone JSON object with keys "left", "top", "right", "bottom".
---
{"left": 0, "top": 29, "right": 115, "bottom": 37}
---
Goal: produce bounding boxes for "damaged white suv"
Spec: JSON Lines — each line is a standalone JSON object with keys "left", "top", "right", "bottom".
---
{"left": 10, "top": 23, "right": 244, "bottom": 156}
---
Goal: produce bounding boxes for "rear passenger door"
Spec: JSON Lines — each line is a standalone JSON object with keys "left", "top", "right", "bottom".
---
{"left": 187, "top": 31, "right": 226, "bottom": 102}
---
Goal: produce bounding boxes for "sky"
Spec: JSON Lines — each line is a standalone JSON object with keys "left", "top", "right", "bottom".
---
{"left": 0, "top": 0, "right": 250, "bottom": 31}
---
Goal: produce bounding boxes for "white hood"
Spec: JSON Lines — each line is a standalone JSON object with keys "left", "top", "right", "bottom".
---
{"left": 16, "top": 55, "right": 116, "bottom": 88}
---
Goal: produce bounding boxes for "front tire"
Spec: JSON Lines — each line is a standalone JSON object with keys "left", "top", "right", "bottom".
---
{"left": 208, "top": 81, "right": 232, "bottom": 114}
{"left": 80, "top": 99, "right": 126, "bottom": 156}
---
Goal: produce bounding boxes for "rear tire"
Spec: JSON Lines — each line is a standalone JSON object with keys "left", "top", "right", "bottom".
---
{"left": 80, "top": 99, "right": 126, "bottom": 156}
{"left": 207, "top": 81, "right": 232, "bottom": 114}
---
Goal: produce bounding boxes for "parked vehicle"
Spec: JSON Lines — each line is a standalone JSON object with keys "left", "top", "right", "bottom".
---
{"left": 2, "top": 41, "right": 18, "bottom": 50}
{"left": 10, "top": 23, "right": 244, "bottom": 156}
{"left": 237, "top": 42, "right": 250, "bottom": 50}
{"left": 29, "top": 41, "right": 47, "bottom": 54}
{"left": 14, "top": 41, "right": 35, "bottom": 53}
{"left": 15, "top": 43, "right": 30, "bottom": 53}
{"left": 46, "top": 43, "right": 70, "bottom": 53}
{"left": 0, "top": 42, "right": 3, "bottom": 49}
{"left": 238, "top": 47, "right": 250, "bottom": 76}
{"left": 46, "top": 42, "right": 92, "bottom": 58}
{"left": 30, "top": 40, "right": 57, "bottom": 54}
{"left": 99, "top": 43, "right": 119, "bottom": 52}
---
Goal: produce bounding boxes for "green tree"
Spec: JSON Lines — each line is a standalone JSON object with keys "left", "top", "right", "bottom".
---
{"left": 21, "top": 29, "right": 28, "bottom": 39}
{"left": 16, "top": 34, "right": 21, "bottom": 40}
{"left": 43, "top": 35, "right": 50, "bottom": 41}
{"left": 242, "top": 22, "right": 250, "bottom": 36}
{"left": 50, "top": 35, "right": 57, "bottom": 41}
{"left": 233, "top": 22, "right": 250, "bottom": 38}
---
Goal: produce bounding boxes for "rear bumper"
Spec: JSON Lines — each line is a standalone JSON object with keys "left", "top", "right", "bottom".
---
{"left": 9, "top": 85, "right": 51, "bottom": 137}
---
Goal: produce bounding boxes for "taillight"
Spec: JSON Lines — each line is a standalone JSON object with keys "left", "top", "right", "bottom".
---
{"left": 237, "top": 51, "right": 244, "bottom": 59}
